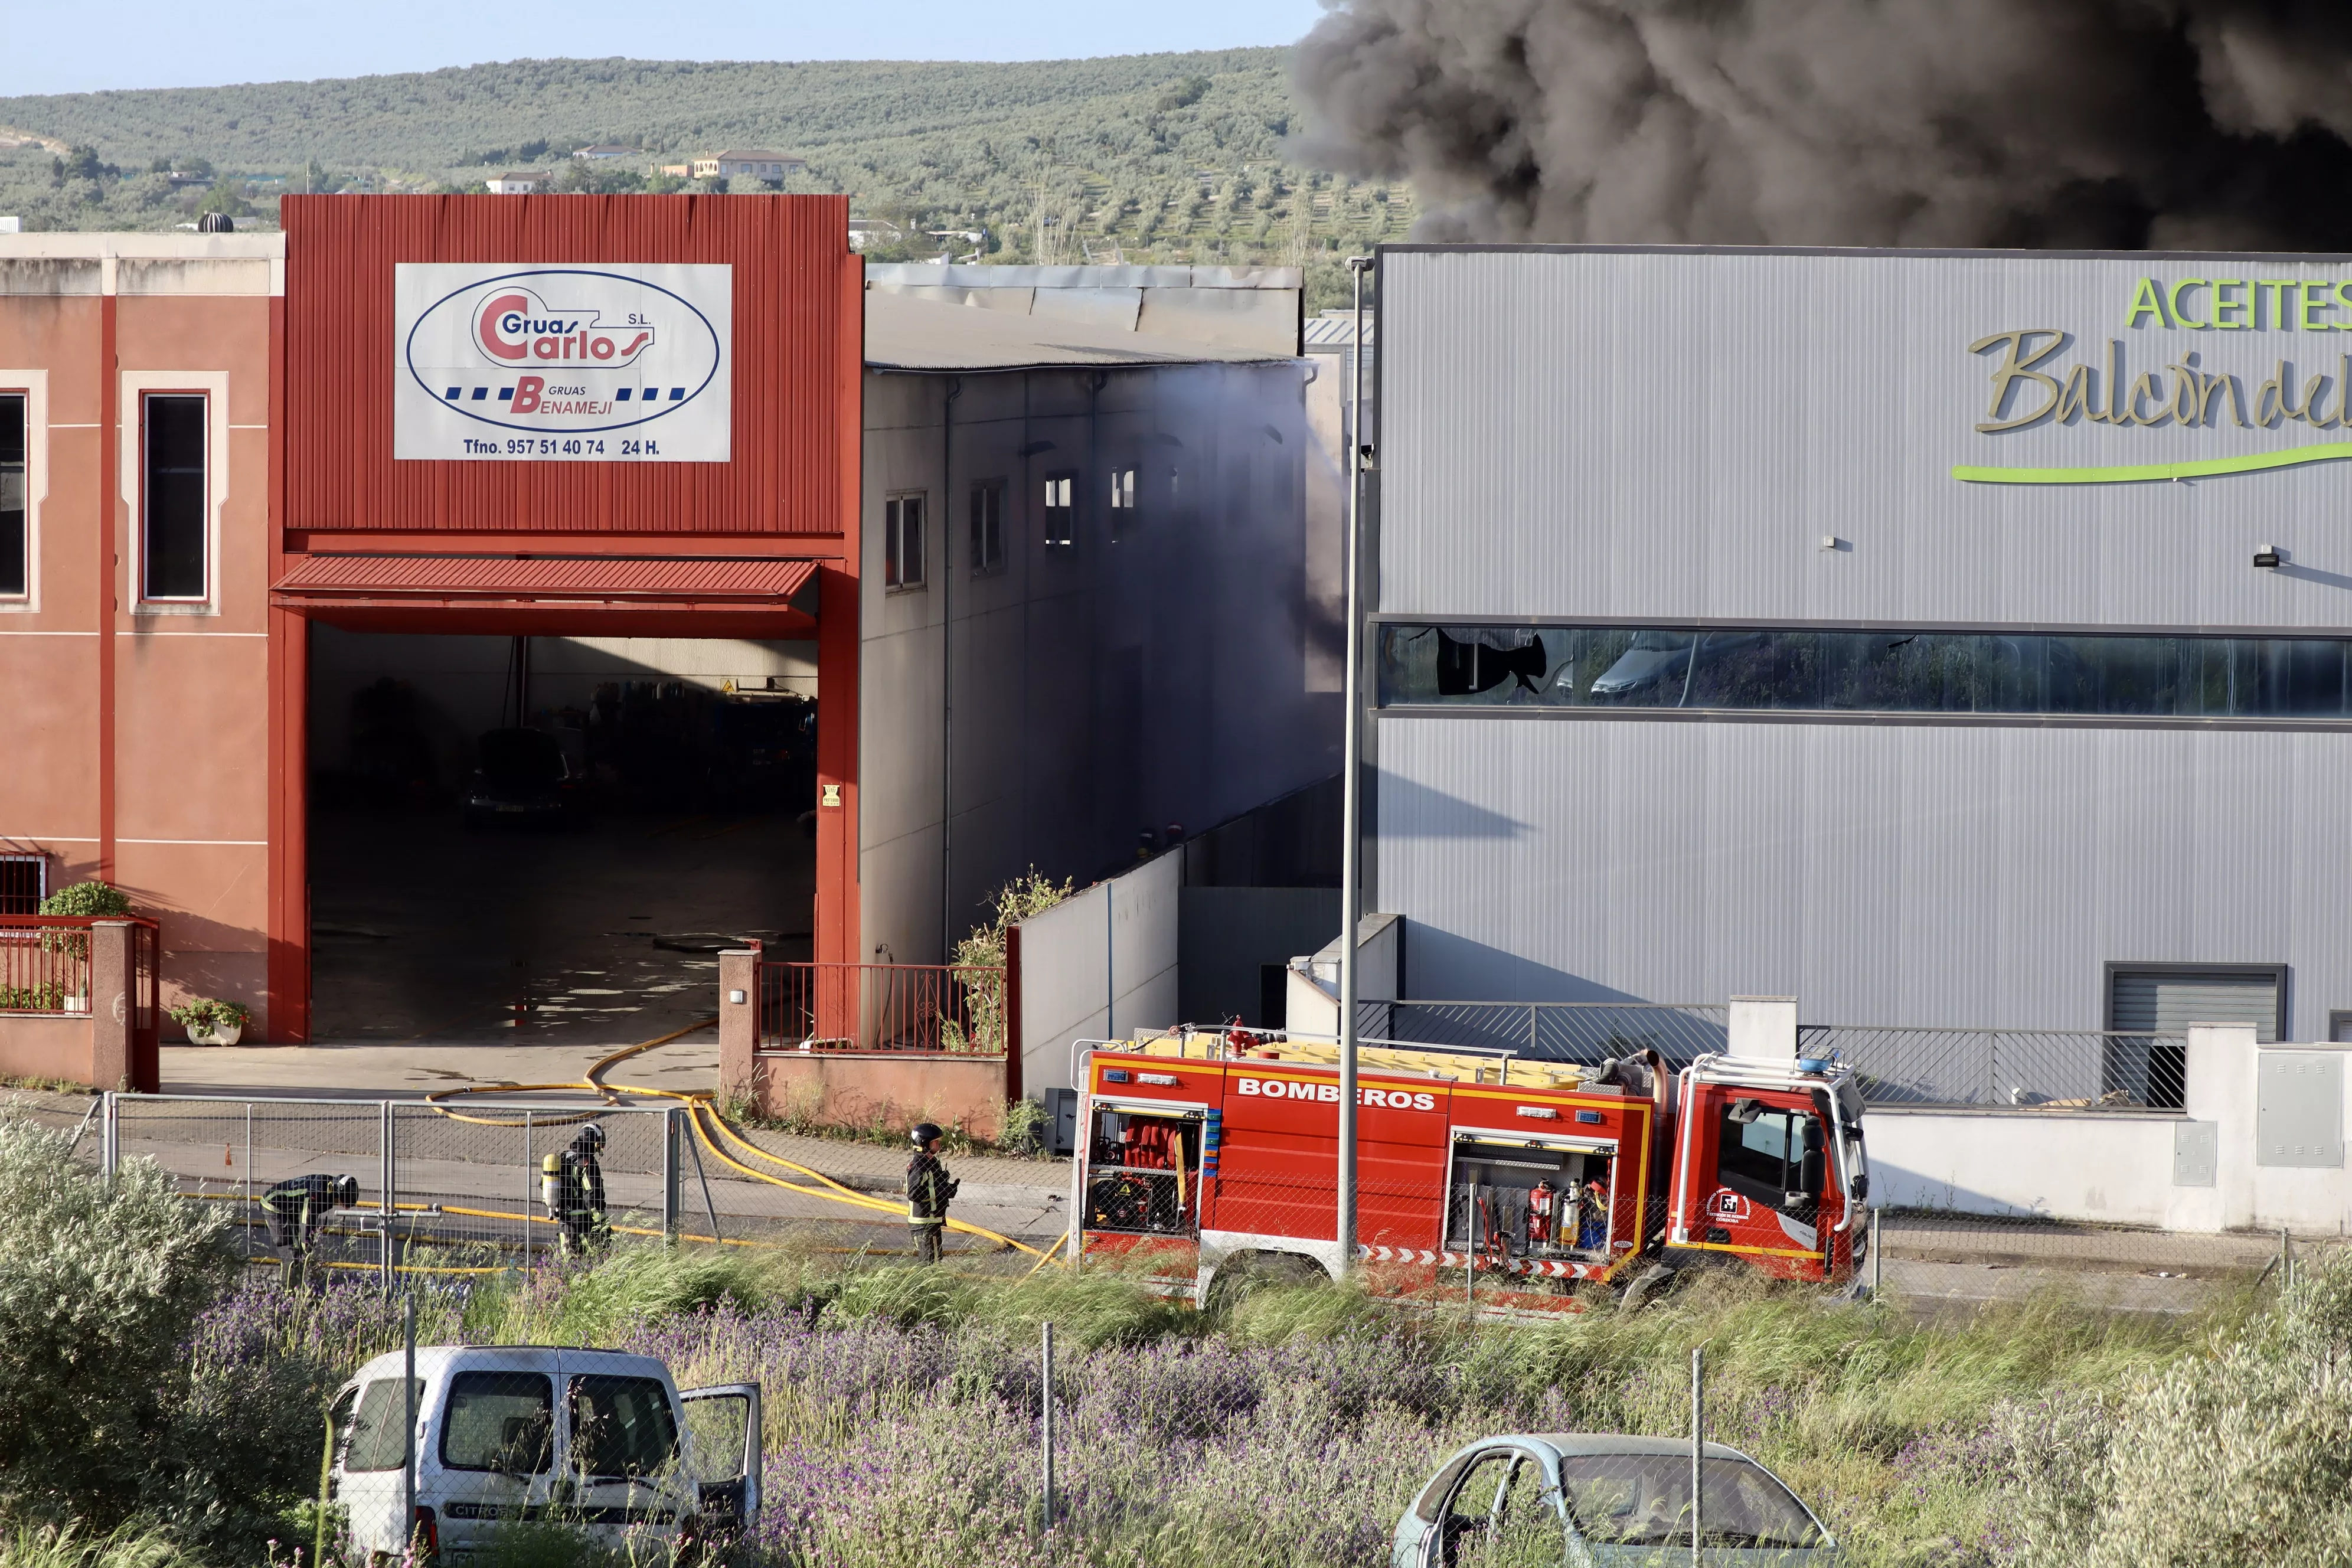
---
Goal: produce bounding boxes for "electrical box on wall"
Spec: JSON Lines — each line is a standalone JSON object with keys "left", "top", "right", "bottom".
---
{"left": 1043, "top": 1087, "right": 1079, "bottom": 1157}
{"left": 2171, "top": 1121, "right": 2218, "bottom": 1188}
{"left": 2256, "top": 1051, "right": 2345, "bottom": 1168}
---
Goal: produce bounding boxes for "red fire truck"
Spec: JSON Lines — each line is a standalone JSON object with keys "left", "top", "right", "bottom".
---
{"left": 1070, "top": 1031, "right": 1870, "bottom": 1305}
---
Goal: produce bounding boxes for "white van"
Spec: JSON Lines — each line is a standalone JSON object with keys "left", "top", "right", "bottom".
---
{"left": 328, "top": 1346, "right": 760, "bottom": 1563}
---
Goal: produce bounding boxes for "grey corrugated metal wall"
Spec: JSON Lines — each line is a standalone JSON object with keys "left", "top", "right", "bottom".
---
{"left": 1376, "top": 716, "right": 2352, "bottom": 1037}
{"left": 1371, "top": 245, "right": 2352, "bottom": 1035}
{"left": 1378, "top": 246, "right": 2352, "bottom": 631}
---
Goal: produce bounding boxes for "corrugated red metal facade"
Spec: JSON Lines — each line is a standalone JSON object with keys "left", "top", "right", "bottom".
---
{"left": 282, "top": 194, "right": 859, "bottom": 536}
{"left": 266, "top": 194, "right": 866, "bottom": 1044}
{"left": 272, "top": 554, "right": 819, "bottom": 599}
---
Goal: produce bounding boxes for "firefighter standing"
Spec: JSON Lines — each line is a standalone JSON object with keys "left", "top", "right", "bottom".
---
{"left": 542, "top": 1122, "right": 610, "bottom": 1258}
{"left": 906, "top": 1122, "right": 958, "bottom": 1264}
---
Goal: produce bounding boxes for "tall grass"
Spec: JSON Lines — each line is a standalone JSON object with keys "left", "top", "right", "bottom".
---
{"left": 3, "top": 1218, "right": 2303, "bottom": 1568}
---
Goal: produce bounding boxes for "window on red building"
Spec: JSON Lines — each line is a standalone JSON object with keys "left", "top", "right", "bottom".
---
{"left": 142, "top": 393, "right": 208, "bottom": 602}
{"left": 0, "top": 393, "right": 24, "bottom": 598}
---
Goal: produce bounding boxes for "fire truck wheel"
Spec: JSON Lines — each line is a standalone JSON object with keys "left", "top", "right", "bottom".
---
{"left": 1618, "top": 1262, "right": 1680, "bottom": 1314}
{"left": 1203, "top": 1250, "right": 1328, "bottom": 1311}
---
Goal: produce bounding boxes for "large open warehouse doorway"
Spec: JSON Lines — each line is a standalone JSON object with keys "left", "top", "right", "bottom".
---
{"left": 306, "top": 626, "right": 818, "bottom": 1043}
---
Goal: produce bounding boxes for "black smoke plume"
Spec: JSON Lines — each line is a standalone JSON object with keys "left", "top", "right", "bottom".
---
{"left": 1295, "top": 0, "right": 2352, "bottom": 249}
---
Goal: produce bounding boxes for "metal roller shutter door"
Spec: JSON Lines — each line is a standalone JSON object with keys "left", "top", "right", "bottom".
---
{"left": 2110, "top": 971, "right": 2281, "bottom": 1041}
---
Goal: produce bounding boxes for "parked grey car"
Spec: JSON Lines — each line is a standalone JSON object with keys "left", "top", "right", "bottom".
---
{"left": 1393, "top": 1435, "right": 1835, "bottom": 1567}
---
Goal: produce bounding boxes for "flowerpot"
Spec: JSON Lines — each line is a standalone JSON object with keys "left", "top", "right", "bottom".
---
{"left": 185, "top": 1022, "right": 218, "bottom": 1046}
{"left": 211, "top": 1023, "right": 244, "bottom": 1046}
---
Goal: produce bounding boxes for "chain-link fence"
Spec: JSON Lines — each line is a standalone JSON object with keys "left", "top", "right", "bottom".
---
{"left": 103, "top": 1096, "right": 685, "bottom": 1278}
{"left": 71, "top": 1092, "right": 1072, "bottom": 1273}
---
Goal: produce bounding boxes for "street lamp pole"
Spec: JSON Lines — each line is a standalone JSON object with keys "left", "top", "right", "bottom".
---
{"left": 1338, "top": 253, "right": 1373, "bottom": 1275}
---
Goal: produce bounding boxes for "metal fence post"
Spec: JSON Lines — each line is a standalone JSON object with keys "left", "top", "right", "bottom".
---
{"left": 1690, "top": 1344, "right": 1705, "bottom": 1568}
{"left": 663, "top": 1108, "right": 681, "bottom": 1244}
{"left": 1870, "top": 1207, "right": 1883, "bottom": 1301}
{"left": 401, "top": 1292, "right": 417, "bottom": 1543}
{"left": 243, "top": 1103, "right": 253, "bottom": 1262}
{"left": 381, "top": 1100, "right": 396, "bottom": 1289}
{"left": 522, "top": 1110, "right": 534, "bottom": 1268}
{"left": 100, "top": 1090, "right": 118, "bottom": 1182}
{"left": 1040, "top": 1320, "right": 1056, "bottom": 1532}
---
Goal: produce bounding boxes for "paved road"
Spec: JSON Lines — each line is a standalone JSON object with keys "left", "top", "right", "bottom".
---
{"left": 55, "top": 1040, "right": 2325, "bottom": 1308}
{"left": 161, "top": 1037, "right": 725, "bottom": 1102}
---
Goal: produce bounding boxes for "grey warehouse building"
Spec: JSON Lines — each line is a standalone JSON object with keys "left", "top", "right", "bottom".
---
{"left": 1367, "top": 244, "right": 2352, "bottom": 1065}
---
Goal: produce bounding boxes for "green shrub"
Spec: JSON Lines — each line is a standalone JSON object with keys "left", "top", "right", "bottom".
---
{"left": 35, "top": 883, "right": 130, "bottom": 919}
{"left": 0, "top": 1110, "right": 233, "bottom": 1525}
{"left": 2010, "top": 1246, "right": 2352, "bottom": 1567}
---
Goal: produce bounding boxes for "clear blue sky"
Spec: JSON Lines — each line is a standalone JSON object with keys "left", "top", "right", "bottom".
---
{"left": 0, "top": 0, "right": 1328, "bottom": 97}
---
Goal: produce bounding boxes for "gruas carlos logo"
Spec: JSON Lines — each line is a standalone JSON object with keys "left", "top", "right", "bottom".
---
{"left": 401, "top": 267, "right": 723, "bottom": 436}
{"left": 473, "top": 288, "right": 658, "bottom": 367}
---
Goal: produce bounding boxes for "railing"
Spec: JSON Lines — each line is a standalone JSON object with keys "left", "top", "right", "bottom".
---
{"left": 0, "top": 916, "right": 161, "bottom": 1090}
{"left": 1364, "top": 999, "right": 1732, "bottom": 1069}
{"left": 1361, "top": 1000, "right": 2187, "bottom": 1110}
{"left": 1798, "top": 1024, "right": 2190, "bottom": 1110}
{"left": 0, "top": 914, "right": 107, "bottom": 1013}
{"left": 756, "top": 961, "right": 1010, "bottom": 1055}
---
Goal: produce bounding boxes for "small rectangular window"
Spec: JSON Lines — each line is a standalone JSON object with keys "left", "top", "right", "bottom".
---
{"left": 969, "top": 479, "right": 1005, "bottom": 573}
{"left": 1108, "top": 466, "right": 1136, "bottom": 542}
{"left": 1044, "top": 471, "right": 1076, "bottom": 550}
{"left": 883, "top": 491, "right": 925, "bottom": 590}
{"left": 0, "top": 393, "right": 24, "bottom": 598}
{"left": 441, "top": 1371, "right": 554, "bottom": 1474}
{"left": 142, "top": 393, "right": 207, "bottom": 602}
{"left": 569, "top": 1374, "right": 678, "bottom": 1479}
{"left": 340, "top": 1377, "right": 423, "bottom": 1473}
{"left": 0, "top": 855, "right": 44, "bottom": 915}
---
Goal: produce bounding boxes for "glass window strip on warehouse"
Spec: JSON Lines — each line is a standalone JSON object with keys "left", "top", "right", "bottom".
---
{"left": 0, "top": 392, "right": 23, "bottom": 598}
{"left": 883, "top": 492, "right": 925, "bottom": 590}
{"left": 141, "top": 393, "right": 207, "bottom": 603}
{"left": 969, "top": 479, "right": 1004, "bottom": 574}
{"left": 1043, "top": 471, "right": 1075, "bottom": 550}
{"left": 1380, "top": 623, "right": 2352, "bottom": 722}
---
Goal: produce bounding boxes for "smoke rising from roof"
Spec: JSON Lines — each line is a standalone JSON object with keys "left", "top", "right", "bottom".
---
{"left": 1294, "top": 1, "right": 2352, "bottom": 250}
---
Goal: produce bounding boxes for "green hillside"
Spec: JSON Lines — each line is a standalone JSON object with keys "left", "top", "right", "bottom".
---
{"left": 0, "top": 51, "right": 1415, "bottom": 302}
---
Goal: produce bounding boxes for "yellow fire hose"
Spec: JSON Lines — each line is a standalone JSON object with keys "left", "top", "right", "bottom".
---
{"left": 409, "top": 1018, "right": 1058, "bottom": 1262}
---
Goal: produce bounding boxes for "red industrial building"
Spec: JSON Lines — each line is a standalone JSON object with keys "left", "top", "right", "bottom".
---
{"left": 0, "top": 197, "right": 1334, "bottom": 1076}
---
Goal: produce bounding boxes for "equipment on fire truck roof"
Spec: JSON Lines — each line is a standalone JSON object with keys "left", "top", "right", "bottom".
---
{"left": 1114, "top": 1025, "right": 1591, "bottom": 1088}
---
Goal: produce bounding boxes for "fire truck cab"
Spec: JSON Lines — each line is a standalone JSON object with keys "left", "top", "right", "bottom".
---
{"left": 1072, "top": 1031, "right": 1868, "bottom": 1305}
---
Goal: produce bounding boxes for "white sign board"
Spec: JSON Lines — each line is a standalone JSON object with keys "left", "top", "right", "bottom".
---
{"left": 394, "top": 263, "right": 731, "bottom": 462}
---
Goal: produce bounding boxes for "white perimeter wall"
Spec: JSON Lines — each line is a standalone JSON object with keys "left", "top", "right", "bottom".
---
{"left": 1873, "top": 1024, "right": 2352, "bottom": 1233}
{"left": 1014, "top": 850, "right": 1181, "bottom": 1095}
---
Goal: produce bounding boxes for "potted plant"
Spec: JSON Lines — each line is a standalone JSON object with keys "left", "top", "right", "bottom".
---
{"left": 166, "top": 998, "right": 251, "bottom": 1046}
{"left": 35, "top": 881, "right": 131, "bottom": 1011}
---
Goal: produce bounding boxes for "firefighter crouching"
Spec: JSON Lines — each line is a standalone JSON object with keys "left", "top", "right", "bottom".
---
{"left": 263, "top": 1173, "right": 359, "bottom": 1278}
{"left": 906, "top": 1122, "right": 959, "bottom": 1264}
{"left": 542, "top": 1122, "right": 610, "bottom": 1258}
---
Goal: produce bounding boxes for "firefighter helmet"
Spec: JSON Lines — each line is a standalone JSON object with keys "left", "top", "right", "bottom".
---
{"left": 909, "top": 1122, "right": 944, "bottom": 1148}
{"left": 573, "top": 1122, "right": 607, "bottom": 1155}
{"left": 332, "top": 1174, "right": 360, "bottom": 1208}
